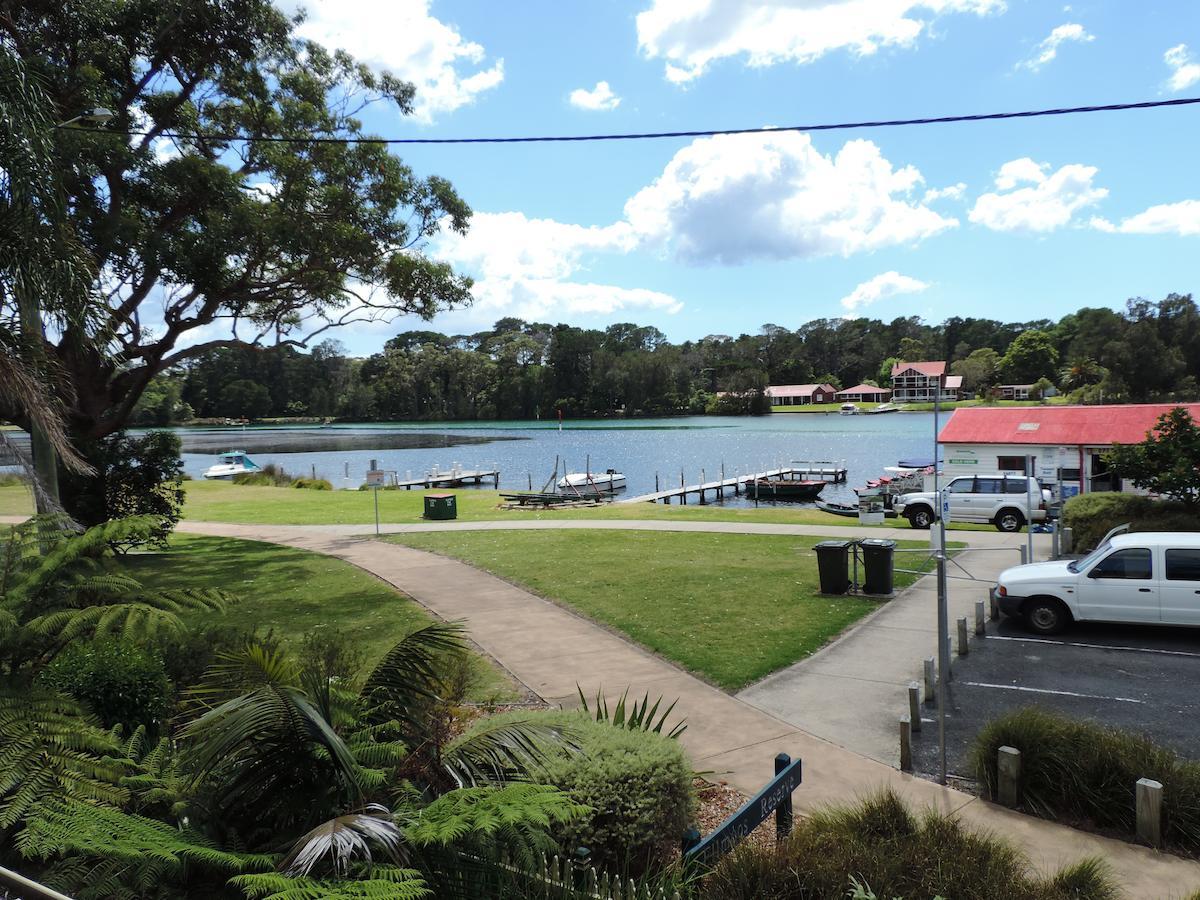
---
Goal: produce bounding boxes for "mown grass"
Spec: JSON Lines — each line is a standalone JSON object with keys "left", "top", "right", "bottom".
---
{"left": 383, "top": 529, "right": 944, "bottom": 690}
{"left": 180, "top": 480, "right": 996, "bottom": 531}
{"left": 0, "top": 481, "right": 34, "bottom": 517}
{"left": 124, "top": 533, "right": 515, "bottom": 700}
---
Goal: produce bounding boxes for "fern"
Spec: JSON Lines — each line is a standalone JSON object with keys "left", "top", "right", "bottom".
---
{"left": 229, "top": 867, "right": 430, "bottom": 900}
{"left": 0, "top": 688, "right": 128, "bottom": 827}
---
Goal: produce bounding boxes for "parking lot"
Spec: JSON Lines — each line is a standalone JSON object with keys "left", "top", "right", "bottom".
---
{"left": 911, "top": 613, "right": 1200, "bottom": 780}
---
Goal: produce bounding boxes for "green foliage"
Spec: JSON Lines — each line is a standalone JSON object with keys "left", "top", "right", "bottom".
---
{"left": 1061, "top": 492, "right": 1200, "bottom": 551}
{"left": 1106, "top": 407, "right": 1200, "bottom": 508}
{"left": 234, "top": 465, "right": 333, "bottom": 491}
{"left": 292, "top": 477, "right": 334, "bottom": 490}
{"left": 575, "top": 685, "right": 687, "bottom": 739}
{"left": 1000, "top": 330, "right": 1060, "bottom": 385}
{"left": 972, "top": 708, "right": 1200, "bottom": 857}
{"left": 60, "top": 431, "right": 185, "bottom": 547}
{"left": 481, "top": 710, "right": 696, "bottom": 876}
{"left": 700, "top": 790, "right": 1118, "bottom": 900}
{"left": 40, "top": 638, "right": 171, "bottom": 734}
{"left": 229, "top": 868, "right": 430, "bottom": 900}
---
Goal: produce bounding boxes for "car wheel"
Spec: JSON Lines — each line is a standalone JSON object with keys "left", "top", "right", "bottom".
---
{"left": 1024, "top": 597, "right": 1070, "bottom": 635}
{"left": 994, "top": 509, "right": 1026, "bottom": 533}
{"left": 907, "top": 507, "right": 933, "bottom": 529}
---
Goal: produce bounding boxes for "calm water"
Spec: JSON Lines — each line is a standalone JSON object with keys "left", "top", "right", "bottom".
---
{"left": 177, "top": 414, "right": 941, "bottom": 506}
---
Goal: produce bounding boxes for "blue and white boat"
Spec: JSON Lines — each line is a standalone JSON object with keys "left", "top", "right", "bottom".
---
{"left": 202, "top": 450, "right": 261, "bottom": 480}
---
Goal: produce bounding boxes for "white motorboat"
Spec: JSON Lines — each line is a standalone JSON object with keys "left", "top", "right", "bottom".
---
{"left": 839, "top": 403, "right": 859, "bottom": 415}
{"left": 203, "top": 450, "right": 261, "bottom": 480}
{"left": 556, "top": 470, "right": 627, "bottom": 493}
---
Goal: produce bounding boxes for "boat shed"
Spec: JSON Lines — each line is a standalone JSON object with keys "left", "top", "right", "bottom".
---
{"left": 835, "top": 384, "right": 892, "bottom": 403}
{"left": 937, "top": 403, "right": 1200, "bottom": 498}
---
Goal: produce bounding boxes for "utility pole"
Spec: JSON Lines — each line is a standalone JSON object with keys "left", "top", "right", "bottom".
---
{"left": 934, "top": 387, "right": 949, "bottom": 785}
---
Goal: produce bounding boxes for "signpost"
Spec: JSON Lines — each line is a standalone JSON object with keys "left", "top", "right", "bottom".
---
{"left": 858, "top": 488, "right": 885, "bottom": 525}
{"left": 366, "top": 465, "right": 386, "bottom": 535}
{"left": 933, "top": 393, "right": 949, "bottom": 785}
{"left": 682, "top": 753, "right": 801, "bottom": 865}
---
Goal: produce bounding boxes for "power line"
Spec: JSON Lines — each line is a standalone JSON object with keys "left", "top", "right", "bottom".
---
{"left": 60, "top": 96, "right": 1200, "bottom": 146}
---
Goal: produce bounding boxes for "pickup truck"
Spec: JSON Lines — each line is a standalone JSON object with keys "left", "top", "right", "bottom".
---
{"left": 893, "top": 473, "right": 1051, "bottom": 532}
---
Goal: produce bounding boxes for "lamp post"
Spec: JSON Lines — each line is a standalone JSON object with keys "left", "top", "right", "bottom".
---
{"left": 20, "top": 108, "right": 115, "bottom": 511}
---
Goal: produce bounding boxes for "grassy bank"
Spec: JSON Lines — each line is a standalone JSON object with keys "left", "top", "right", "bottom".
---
{"left": 384, "top": 529, "right": 941, "bottom": 690}
{"left": 124, "top": 533, "right": 515, "bottom": 700}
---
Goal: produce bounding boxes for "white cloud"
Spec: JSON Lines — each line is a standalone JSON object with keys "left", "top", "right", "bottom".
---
{"left": 923, "top": 182, "right": 967, "bottom": 202}
{"left": 1091, "top": 200, "right": 1200, "bottom": 236}
{"left": 1020, "top": 22, "right": 1093, "bottom": 71}
{"left": 840, "top": 271, "right": 930, "bottom": 313}
{"left": 623, "top": 132, "right": 958, "bottom": 264}
{"left": 1164, "top": 44, "right": 1200, "bottom": 92}
{"left": 636, "top": 0, "right": 1006, "bottom": 83}
{"left": 285, "top": 0, "right": 503, "bottom": 122}
{"left": 569, "top": 81, "right": 621, "bottom": 111}
{"left": 431, "top": 212, "right": 680, "bottom": 323}
{"left": 969, "top": 158, "right": 1108, "bottom": 232}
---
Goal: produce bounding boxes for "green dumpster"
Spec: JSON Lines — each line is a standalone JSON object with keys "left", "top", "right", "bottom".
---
{"left": 423, "top": 493, "right": 458, "bottom": 520}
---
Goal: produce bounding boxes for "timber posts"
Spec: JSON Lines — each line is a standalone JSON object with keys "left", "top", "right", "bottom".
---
{"left": 957, "top": 617, "right": 969, "bottom": 656}
{"left": 900, "top": 716, "right": 913, "bottom": 772}
{"left": 1136, "top": 778, "right": 1164, "bottom": 847}
{"left": 908, "top": 682, "right": 922, "bottom": 733}
{"left": 997, "top": 746, "right": 1021, "bottom": 808}
{"left": 975, "top": 600, "right": 986, "bottom": 636}
{"left": 774, "top": 753, "right": 794, "bottom": 840}
{"left": 923, "top": 657, "right": 936, "bottom": 702}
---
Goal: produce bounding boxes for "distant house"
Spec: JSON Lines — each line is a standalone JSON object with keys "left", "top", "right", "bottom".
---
{"left": 835, "top": 384, "right": 892, "bottom": 403}
{"left": 890, "top": 361, "right": 960, "bottom": 403}
{"left": 766, "top": 383, "right": 837, "bottom": 406}
{"left": 996, "top": 384, "right": 1035, "bottom": 401}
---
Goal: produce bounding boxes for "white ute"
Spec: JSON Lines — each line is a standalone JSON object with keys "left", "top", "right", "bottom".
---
{"left": 993, "top": 532, "right": 1200, "bottom": 635}
{"left": 893, "top": 473, "right": 1051, "bottom": 532}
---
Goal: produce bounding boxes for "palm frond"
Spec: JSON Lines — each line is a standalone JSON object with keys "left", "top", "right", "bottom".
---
{"left": 279, "top": 804, "right": 407, "bottom": 877}
{"left": 576, "top": 684, "right": 688, "bottom": 739}
{"left": 189, "top": 641, "right": 301, "bottom": 708}
{"left": 360, "top": 622, "right": 466, "bottom": 720}
{"left": 440, "top": 719, "right": 574, "bottom": 788}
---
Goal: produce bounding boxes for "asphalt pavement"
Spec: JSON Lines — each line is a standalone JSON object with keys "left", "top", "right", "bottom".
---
{"left": 912, "top": 614, "right": 1200, "bottom": 779}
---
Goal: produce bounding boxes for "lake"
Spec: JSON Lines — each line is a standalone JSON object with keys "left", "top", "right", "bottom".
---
{"left": 177, "top": 413, "right": 942, "bottom": 506}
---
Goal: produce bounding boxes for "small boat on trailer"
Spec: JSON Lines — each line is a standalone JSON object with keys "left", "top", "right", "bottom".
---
{"left": 750, "top": 478, "right": 826, "bottom": 501}
{"left": 557, "top": 469, "right": 627, "bottom": 493}
{"left": 203, "top": 450, "right": 261, "bottom": 480}
{"left": 816, "top": 499, "right": 898, "bottom": 518}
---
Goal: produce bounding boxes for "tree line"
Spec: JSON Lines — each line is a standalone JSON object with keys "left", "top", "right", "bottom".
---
{"left": 134, "top": 294, "right": 1200, "bottom": 424}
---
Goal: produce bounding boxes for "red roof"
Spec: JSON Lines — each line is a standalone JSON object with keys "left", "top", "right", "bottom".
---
{"left": 766, "top": 383, "right": 835, "bottom": 397}
{"left": 892, "top": 360, "right": 946, "bottom": 377}
{"left": 938, "top": 404, "right": 1200, "bottom": 446}
{"left": 837, "top": 384, "right": 891, "bottom": 396}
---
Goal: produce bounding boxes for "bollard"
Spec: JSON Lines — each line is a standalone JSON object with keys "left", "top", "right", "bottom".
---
{"left": 908, "top": 682, "right": 922, "bottom": 733}
{"left": 945, "top": 637, "right": 954, "bottom": 681}
{"left": 957, "top": 617, "right": 969, "bottom": 656}
{"left": 1136, "top": 778, "right": 1163, "bottom": 847}
{"left": 1019, "top": 546, "right": 1028, "bottom": 566}
{"left": 997, "top": 746, "right": 1021, "bottom": 807}
{"left": 899, "top": 716, "right": 913, "bottom": 772}
{"left": 975, "top": 600, "right": 986, "bottom": 636}
{"left": 989, "top": 592, "right": 1000, "bottom": 621}
{"left": 1051, "top": 521, "right": 1060, "bottom": 559}
{"left": 1063, "top": 526, "right": 1074, "bottom": 555}
{"left": 923, "top": 657, "right": 936, "bottom": 703}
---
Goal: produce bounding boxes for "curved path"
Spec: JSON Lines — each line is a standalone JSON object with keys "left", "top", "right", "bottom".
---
{"left": 178, "top": 518, "right": 1200, "bottom": 897}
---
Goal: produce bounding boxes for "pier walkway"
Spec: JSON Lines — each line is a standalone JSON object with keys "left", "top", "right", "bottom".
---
{"left": 622, "top": 461, "right": 847, "bottom": 504}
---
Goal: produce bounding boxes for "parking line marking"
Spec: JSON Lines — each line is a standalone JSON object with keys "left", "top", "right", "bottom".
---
{"left": 961, "top": 682, "right": 1144, "bottom": 703}
{"left": 985, "top": 634, "right": 1200, "bottom": 658}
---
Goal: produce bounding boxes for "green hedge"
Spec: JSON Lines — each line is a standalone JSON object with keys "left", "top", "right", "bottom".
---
{"left": 39, "top": 638, "right": 171, "bottom": 735}
{"left": 1061, "top": 492, "right": 1200, "bottom": 551}
{"left": 481, "top": 710, "right": 696, "bottom": 876}
{"left": 972, "top": 708, "right": 1200, "bottom": 857}
{"left": 700, "top": 790, "right": 1117, "bottom": 900}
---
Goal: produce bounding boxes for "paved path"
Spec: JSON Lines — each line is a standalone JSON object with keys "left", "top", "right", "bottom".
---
{"left": 177, "top": 518, "right": 1200, "bottom": 897}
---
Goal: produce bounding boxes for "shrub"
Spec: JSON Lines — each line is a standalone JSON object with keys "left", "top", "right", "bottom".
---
{"left": 233, "top": 463, "right": 291, "bottom": 487}
{"left": 700, "top": 790, "right": 1118, "bottom": 900}
{"left": 972, "top": 708, "right": 1200, "bottom": 856}
{"left": 1061, "top": 492, "right": 1200, "bottom": 551}
{"left": 290, "top": 477, "right": 332, "bottom": 490}
{"left": 39, "top": 638, "right": 171, "bottom": 734}
{"left": 479, "top": 710, "right": 696, "bottom": 876}
{"left": 155, "top": 624, "right": 272, "bottom": 692}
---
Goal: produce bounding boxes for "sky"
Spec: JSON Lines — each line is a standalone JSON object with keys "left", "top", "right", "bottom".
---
{"left": 275, "top": 0, "right": 1200, "bottom": 352}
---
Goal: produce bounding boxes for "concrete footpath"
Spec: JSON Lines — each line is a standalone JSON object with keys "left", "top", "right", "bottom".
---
{"left": 177, "top": 519, "right": 1200, "bottom": 897}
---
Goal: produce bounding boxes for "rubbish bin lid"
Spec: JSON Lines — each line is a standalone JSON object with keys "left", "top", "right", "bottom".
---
{"left": 814, "top": 540, "right": 854, "bottom": 549}
{"left": 859, "top": 538, "right": 896, "bottom": 548}
{"left": 425, "top": 493, "right": 455, "bottom": 499}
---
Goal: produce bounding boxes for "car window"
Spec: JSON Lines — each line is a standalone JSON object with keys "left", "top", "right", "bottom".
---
{"left": 1165, "top": 549, "right": 1200, "bottom": 581}
{"left": 1004, "top": 478, "right": 1032, "bottom": 494}
{"left": 948, "top": 478, "right": 975, "bottom": 493}
{"left": 975, "top": 478, "right": 1002, "bottom": 494}
{"left": 1088, "top": 548, "right": 1153, "bottom": 580}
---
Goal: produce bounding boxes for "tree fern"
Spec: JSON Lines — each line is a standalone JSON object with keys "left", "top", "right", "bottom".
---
{"left": 229, "top": 867, "right": 430, "bottom": 900}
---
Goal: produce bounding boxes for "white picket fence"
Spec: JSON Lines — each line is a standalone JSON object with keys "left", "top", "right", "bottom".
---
{"left": 492, "top": 850, "right": 683, "bottom": 900}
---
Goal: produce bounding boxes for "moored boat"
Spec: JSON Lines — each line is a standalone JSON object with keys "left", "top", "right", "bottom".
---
{"left": 838, "top": 403, "right": 858, "bottom": 415}
{"left": 557, "top": 470, "right": 627, "bottom": 493}
{"left": 750, "top": 478, "right": 826, "bottom": 500}
{"left": 816, "top": 499, "right": 898, "bottom": 518}
{"left": 203, "top": 450, "right": 261, "bottom": 480}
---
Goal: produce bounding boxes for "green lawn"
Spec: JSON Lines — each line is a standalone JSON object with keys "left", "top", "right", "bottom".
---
{"left": 384, "top": 529, "right": 942, "bottom": 690}
{"left": 123, "top": 533, "right": 515, "bottom": 700}
{"left": 0, "top": 482, "right": 34, "bottom": 517}
{"left": 770, "top": 402, "right": 887, "bottom": 413}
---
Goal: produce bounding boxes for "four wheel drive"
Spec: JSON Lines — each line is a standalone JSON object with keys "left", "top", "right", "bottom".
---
{"left": 993, "top": 532, "right": 1200, "bottom": 635}
{"left": 893, "top": 474, "right": 1051, "bottom": 532}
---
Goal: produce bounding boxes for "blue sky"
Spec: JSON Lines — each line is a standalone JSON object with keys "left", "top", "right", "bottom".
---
{"left": 283, "top": 0, "right": 1200, "bottom": 351}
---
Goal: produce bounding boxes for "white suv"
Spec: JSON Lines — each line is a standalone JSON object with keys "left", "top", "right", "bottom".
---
{"left": 994, "top": 532, "right": 1200, "bottom": 634}
{"left": 893, "top": 473, "right": 1050, "bottom": 533}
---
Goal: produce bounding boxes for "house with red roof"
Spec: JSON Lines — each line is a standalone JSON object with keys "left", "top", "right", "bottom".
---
{"left": 835, "top": 384, "right": 892, "bottom": 403}
{"left": 765, "top": 383, "right": 837, "bottom": 406}
{"left": 891, "top": 361, "right": 961, "bottom": 403}
{"left": 937, "top": 403, "right": 1200, "bottom": 496}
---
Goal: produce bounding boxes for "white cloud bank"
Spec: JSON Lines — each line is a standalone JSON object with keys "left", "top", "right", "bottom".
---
{"left": 1164, "top": 44, "right": 1200, "bottom": 92}
{"left": 286, "top": 0, "right": 503, "bottom": 122}
{"left": 840, "top": 272, "right": 930, "bottom": 313}
{"left": 569, "top": 81, "right": 621, "bottom": 111}
{"left": 1092, "top": 200, "right": 1200, "bottom": 237}
{"left": 969, "top": 158, "right": 1108, "bottom": 232}
{"left": 1020, "top": 22, "right": 1094, "bottom": 71}
{"left": 635, "top": 0, "right": 1006, "bottom": 83}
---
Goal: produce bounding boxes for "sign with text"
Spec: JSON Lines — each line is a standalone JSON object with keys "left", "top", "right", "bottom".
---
{"left": 685, "top": 755, "right": 802, "bottom": 865}
{"left": 366, "top": 469, "right": 387, "bottom": 487}
{"left": 858, "top": 489, "right": 885, "bottom": 526}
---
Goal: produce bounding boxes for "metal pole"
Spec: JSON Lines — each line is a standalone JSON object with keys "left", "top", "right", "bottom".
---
{"left": 934, "top": 391, "right": 949, "bottom": 786}
{"left": 373, "top": 485, "right": 380, "bottom": 536}
{"left": 1026, "top": 454, "right": 1035, "bottom": 563}
{"left": 18, "top": 286, "right": 60, "bottom": 510}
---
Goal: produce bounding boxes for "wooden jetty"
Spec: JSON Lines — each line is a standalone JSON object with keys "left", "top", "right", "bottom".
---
{"left": 391, "top": 468, "right": 500, "bottom": 490}
{"left": 622, "top": 464, "right": 845, "bottom": 505}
